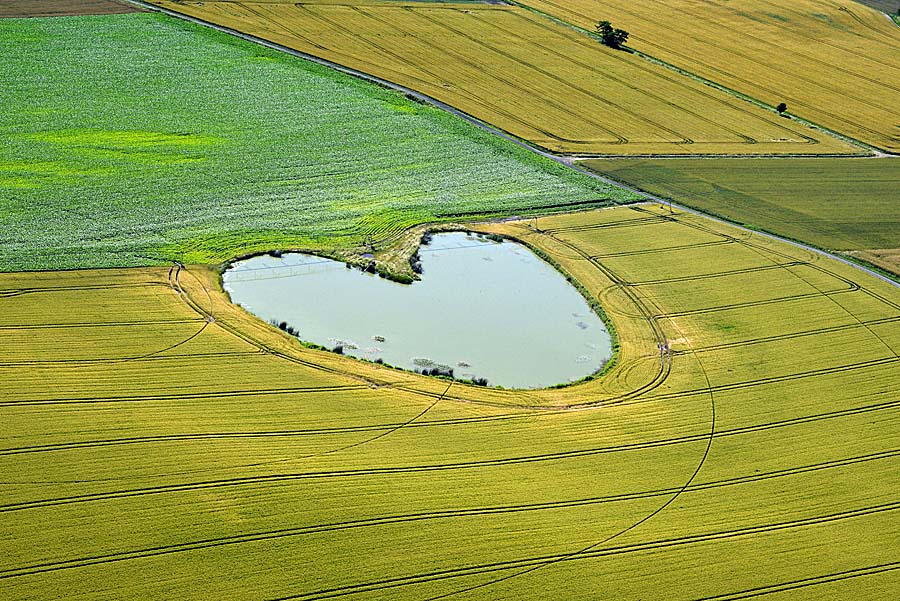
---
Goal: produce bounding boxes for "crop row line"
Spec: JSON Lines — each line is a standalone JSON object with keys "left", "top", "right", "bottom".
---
{"left": 0, "top": 413, "right": 529, "bottom": 456}
{"left": 693, "top": 560, "right": 900, "bottom": 600}
{"left": 4, "top": 446, "right": 895, "bottom": 580}
{"left": 627, "top": 261, "right": 806, "bottom": 286}
{"left": 682, "top": 315, "right": 900, "bottom": 354}
{"left": 0, "top": 282, "right": 168, "bottom": 298}
{"left": 272, "top": 501, "right": 900, "bottom": 600}
{"left": 0, "top": 318, "right": 204, "bottom": 330}
{"left": 0, "top": 383, "right": 370, "bottom": 409}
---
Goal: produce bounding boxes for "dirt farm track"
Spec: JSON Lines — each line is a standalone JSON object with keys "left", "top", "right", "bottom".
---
{"left": 0, "top": 0, "right": 142, "bottom": 18}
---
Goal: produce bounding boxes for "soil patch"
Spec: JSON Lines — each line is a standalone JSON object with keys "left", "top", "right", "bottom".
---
{"left": 0, "top": 0, "right": 144, "bottom": 18}
{"left": 844, "top": 248, "right": 900, "bottom": 278}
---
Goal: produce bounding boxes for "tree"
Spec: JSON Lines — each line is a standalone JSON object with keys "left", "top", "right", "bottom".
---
{"left": 776, "top": 102, "right": 788, "bottom": 114}
{"left": 596, "top": 20, "right": 629, "bottom": 50}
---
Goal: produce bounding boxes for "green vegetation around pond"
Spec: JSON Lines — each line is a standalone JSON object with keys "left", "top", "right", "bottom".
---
{"left": 0, "top": 13, "right": 632, "bottom": 271}
{"left": 583, "top": 157, "right": 900, "bottom": 276}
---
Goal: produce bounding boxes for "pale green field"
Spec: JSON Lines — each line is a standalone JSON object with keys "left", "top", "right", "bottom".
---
{"left": 0, "top": 13, "right": 626, "bottom": 271}
{"left": 1, "top": 206, "right": 898, "bottom": 599}
{"left": 583, "top": 157, "right": 900, "bottom": 276}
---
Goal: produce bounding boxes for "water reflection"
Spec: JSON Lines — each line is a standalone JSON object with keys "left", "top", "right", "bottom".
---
{"left": 223, "top": 233, "right": 612, "bottom": 389}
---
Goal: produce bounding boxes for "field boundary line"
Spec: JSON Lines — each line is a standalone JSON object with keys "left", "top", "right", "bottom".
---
{"left": 120, "top": 0, "right": 582, "bottom": 162}
{"left": 120, "top": 1, "right": 899, "bottom": 290}
{"left": 507, "top": 0, "right": 893, "bottom": 157}
{"left": 130, "top": 0, "right": 900, "bottom": 288}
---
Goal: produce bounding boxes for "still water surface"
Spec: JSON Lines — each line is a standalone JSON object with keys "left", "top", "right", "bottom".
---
{"left": 223, "top": 233, "right": 612, "bottom": 389}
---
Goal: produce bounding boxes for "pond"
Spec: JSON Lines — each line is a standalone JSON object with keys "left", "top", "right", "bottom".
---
{"left": 223, "top": 232, "right": 612, "bottom": 389}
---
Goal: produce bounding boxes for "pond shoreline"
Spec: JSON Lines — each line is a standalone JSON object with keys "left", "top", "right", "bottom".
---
{"left": 223, "top": 231, "right": 614, "bottom": 389}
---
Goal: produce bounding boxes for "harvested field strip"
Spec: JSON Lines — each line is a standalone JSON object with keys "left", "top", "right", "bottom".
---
{"left": 150, "top": 0, "right": 853, "bottom": 155}
{"left": 583, "top": 157, "right": 900, "bottom": 276}
{"left": 522, "top": 0, "right": 900, "bottom": 152}
{"left": 3, "top": 206, "right": 899, "bottom": 598}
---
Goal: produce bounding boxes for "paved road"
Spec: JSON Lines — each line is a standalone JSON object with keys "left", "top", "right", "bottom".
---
{"left": 123, "top": 0, "right": 900, "bottom": 289}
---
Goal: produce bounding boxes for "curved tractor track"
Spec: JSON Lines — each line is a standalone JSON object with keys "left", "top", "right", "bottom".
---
{"left": 2, "top": 204, "right": 899, "bottom": 599}
{"left": 1, "top": 2, "right": 898, "bottom": 599}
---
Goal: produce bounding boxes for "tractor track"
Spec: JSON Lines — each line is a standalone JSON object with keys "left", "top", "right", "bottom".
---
{"left": 2, "top": 449, "right": 897, "bottom": 580}
{"left": 4, "top": 5, "right": 899, "bottom": 598}
{"left": 270, "top": 501, "right": 900, "bottom": 600}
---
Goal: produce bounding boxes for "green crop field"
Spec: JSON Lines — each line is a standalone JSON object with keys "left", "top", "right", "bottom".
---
{"left": 1, "top": 206, "right": 899, "bottom": 598}
{"left": 583, "top": 157, "right": 900, "bottom": 276}
{"left": 521, "top": 0, "right": 900, "bottom": 153}
{"left": 149, "top": 0, "right": 854, "bottom": 156}
{"left": 0, "top": 13, "right": 630, "bottom": 272}
{"left": 3, "top": 5, "right": 900, "bottom": 600}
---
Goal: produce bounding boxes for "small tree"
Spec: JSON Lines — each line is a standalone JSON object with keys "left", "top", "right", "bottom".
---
{"left": 596, "top": 20, "right": 629, "bottom": 50}
{"left": 776, "top": 102, "right": 788, "bottom": 114}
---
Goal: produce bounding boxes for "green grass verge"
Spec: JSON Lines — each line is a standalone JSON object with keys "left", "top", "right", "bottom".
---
{"left": 583, "top": 158, "right": 900, "bottom": 263}
{"left": 0, "top": 13, "right": 634, "bottom": 271}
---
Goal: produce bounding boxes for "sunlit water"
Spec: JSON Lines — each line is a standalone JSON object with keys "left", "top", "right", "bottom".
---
{"left": 223, "top": 232, "right": 612, "bottom": 389}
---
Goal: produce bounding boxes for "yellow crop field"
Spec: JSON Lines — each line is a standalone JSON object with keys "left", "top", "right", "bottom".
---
{"left": 2, "top": 206, "right": 899, "bottom": 598}
{"left": 521, "top": 0, "right": 900, "bottom": 153}
{"left": 149, "top": 0, "right": 855, "bottom": 155}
